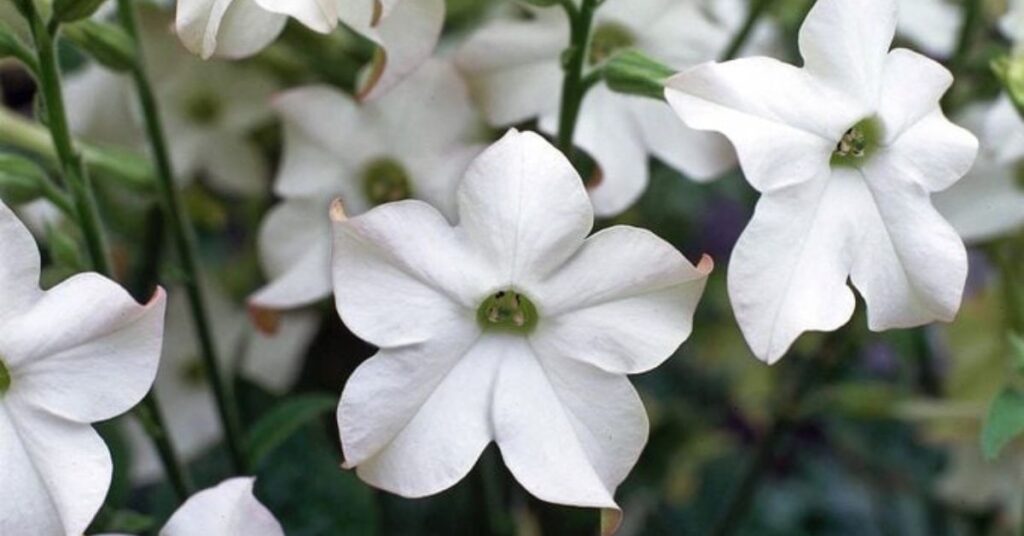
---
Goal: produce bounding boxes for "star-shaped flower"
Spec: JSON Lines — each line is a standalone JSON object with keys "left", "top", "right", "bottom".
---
{"left": 0, "top": 200, "right": 166, "bottom": 535}
{"left": 666, "top": 0, "right": 978, "bottom": 363}
{"left": 331, "top": 130, "right": 711, "bottom": 514}
{"left": 96, "top": 478, "right": 283, "bottom": 536}
{"left": 456, "top": 0, "right": 775, "bottom": 217}
{"left": 175, "top": 0, "right": 444, "bottom": 99}
{"left": 250, "top": 60, "right": 484, "bottom": 310}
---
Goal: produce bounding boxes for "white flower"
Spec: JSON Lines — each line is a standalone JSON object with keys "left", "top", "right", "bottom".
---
{"left": 96, "top": 478, "right": 283, "bottom": 536}
{"left": 175, "top": 0, "right": 444, "bottom": 99}
{"left": 934, "top": 101, "right": 1024, "bottom": 243}
{"left": 250, "top": 60, "right": 483, "bottom": 310}
{"left": 124, "top": 282, "right": 318, "bottom": 483}
{"left": 896, "top": 0, "right": 961, "bottom": 58}
{"left": 666, "top": 0, "right": 978, "bottom": 364}
{"left": 0, "top": 199, "right": 166, "bottom": 536}
{"left": 456, "top": 0, "right": 773, "bottom": 217}
{"left": 331, "top": 130, "right": 711, "bottom": 514}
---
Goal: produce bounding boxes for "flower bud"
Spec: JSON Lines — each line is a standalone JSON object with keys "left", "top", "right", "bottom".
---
{"left": 602, "top": 49, "right": 675, "bottom": 101}
{"left": 62, "top": 19, "right": 136, "bottom": 72}
{"left": 0, "top": 153, "right": 46, "bottom": 204}
{"left": 52, "top": 0, "right": 108, "bottom": 23}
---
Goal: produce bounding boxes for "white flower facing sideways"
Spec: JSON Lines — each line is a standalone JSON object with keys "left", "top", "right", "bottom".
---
{"left": 456, "top": 0, "right": 772, "bottom": 217}
{"left": 331, "top": 130, "right": 712, "bottom": 517}
{"left": 124, "top": 283, "right": 318, "bottom": 483}
{"left": 0, "top": 200, "right": 166, "bottom": 535}
{"left": 666, "top": 0, "right": 978, "bottom": 364}
{"left": 250, "top": 60, "right": 483, "bottom": 311}
{"left": 96, "top": 478, "right": 284, "bottom": 536}
{"left": 175, "top": 0, "right": 445, "bottom": 99}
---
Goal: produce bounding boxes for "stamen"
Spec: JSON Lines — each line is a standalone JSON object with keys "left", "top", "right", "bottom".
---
{"left": 362, "top": 158, "right": 412, "bottom": 206}
{"left": 831, "top": 117, "right": 884, "bottom": 168}
{"left": 477, "top": 289, "right": 538, "bottom": 333}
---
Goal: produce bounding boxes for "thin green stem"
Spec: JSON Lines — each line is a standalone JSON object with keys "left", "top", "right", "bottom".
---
{"left": 556, "top": 0, "right": 599, "bottom": 158}
{"left": 115, "top": 0, "right": 248, "bottom": 475}
{"left": 18, "top": 1, "right": 193, "bottom": 503}
{"left": 951, "top": 0, "right": 981, "bottom": 76}
{"left": 719, "top": 0, "right": 772, "bottom": 62}
{"left": 136, "top": 394, "right": 194, "bottom": 500}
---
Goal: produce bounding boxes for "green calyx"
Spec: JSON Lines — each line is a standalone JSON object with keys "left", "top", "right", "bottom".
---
{"left": 362, "top": 158, "right": 412, "bottom": 206}
{"left": 831, "top": 117, "right": 884, "bottom": 168}
{"left": 0, "top": 356, "right": 10, "bottom": 393}
{"left": 589, "top": 22, "right": 636, "bottom": 65}
{"left": 183, "top": 92, "right": 222, "bottom": 126}
{"left": 477, "top": 290, "right": 539, "bottom": 334}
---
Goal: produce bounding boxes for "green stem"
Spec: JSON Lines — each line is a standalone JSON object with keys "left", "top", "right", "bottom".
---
{"left": 556, "top": 0, "right": 599, "bottom": 158}
{"left": 951, "top": 0, "right": 982, "bottom": 76}
{"left": 136, "top": 394, "right": 194, "bottom": 500}
{"left": 115, "top": 0, "right": 248, "bottom": 475}
{"left": 719, "top": 0, "right": 772, "bottom": 62}
{"left": 18, "top": 0, "right": 193, "bottom": 503}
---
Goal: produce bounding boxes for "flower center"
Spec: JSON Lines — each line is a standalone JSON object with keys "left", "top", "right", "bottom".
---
{"left": 362, "top": 158, "right": 412, "bottom": 206}
{"left": 477, "top": 290, "right": 539, "bottom": 333}
{"left": 0, "top": 355, "right": 10, "bottom": 394}
{"left": 589, "top": 22, "right": 636, "bottom": 65}
{"left": 831, "top": 117, "right": 883, "bottom": 168}
{"left": 184, "top": 91, "right": 223, "bottom": 126}
{"left": 178, "top": 358, "right": 206, "bottom": 386}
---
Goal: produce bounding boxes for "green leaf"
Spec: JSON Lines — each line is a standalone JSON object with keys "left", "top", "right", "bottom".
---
{"left": 246, "top": 393, "right": 338, "bottom": 467}
{"left": 0, "top": 153, "right": 46, "bottom": 204}
{"left": 981, "top": 387, "right": 1024, "bottom": 460}
{"left": 1010, "top": 331, "right": 1024, "bottom": 374}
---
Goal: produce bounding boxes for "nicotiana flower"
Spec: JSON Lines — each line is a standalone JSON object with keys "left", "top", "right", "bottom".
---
{"left": 896, "top": 0, "right": 961, "bottom": 58}
{"left": 175, "top": 0, "right": 444, "bottom": 99}
{"left": 125, "top": 282, "right": 318, "bottom": 483}
{"left": 456, "top": 0, "right": 773, "bottom": 217}
{"left": 332, "top": 130, "right": 712, "bottom": 515}
{"left": 250, "top": 60, "right": 483, "bottom": 310}
{"left": 0, "top": 200, "right": 166, "bottom": 535}
{"left": 65, "top": 8, "right": 277, "bottom": 197}
{"left": 934, "top": 102, "right": 1024, "bottom": 243}
{"left": 96, "top": 478, "right": 283, "bottom": 536}
{"left": 666, "top": 0, "right": 978, "bottom": 364}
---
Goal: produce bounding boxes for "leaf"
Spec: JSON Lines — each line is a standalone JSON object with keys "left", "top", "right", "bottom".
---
{"left": 981, "top": 387, "right": 1024, "bottom": 460}
{"left": 246, "top": 393, "right": 338, "bottom": 467}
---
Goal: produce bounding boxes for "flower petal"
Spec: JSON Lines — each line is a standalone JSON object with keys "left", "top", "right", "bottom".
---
{"left": 0, "top": 402, "right": 111, "bottom": 536}
{"left": 162, "top": 478, "right": 283, "bottom": 536}
{"left": 881, "top": 108, "right": 978, "bottom": 193}
{"left": 493, "top": 338, "right": 641, "bottom": 509}
{"left": 876, "top": 49, "right": 954, "bottom": 143}
{"left": 0, "top": 200, "right": 42, "bottom": 324}
{"left": 457, "top": 130, "right": 593, "bottom": 286}
{"left": 339, "top": 328, "right": 495, "bottom": 498}
{"left": 798, "top": 0, "right": 896, "bottom": 106}
{"left": 984, "top": 95, "right": 1024, "bottom": 164}
{"left": 896, "top": 0, "right": 961, "bottom": 58}
{"left": 1, "top": 282, "right": 165, "bottom": 423}
{"left": 332, "top": 200, "right": 491, "bottom": 347}
{"left": 251, "top": 200, "right": 334, "bottom": 309}
{"left": 199, "top": 135, "right": 269, "bottom": 197}
{"left": 853, "top": 152, "right": 968, "bottom": 330}
{"left": 175, "top": 0, "right": 286, "bottom": 60}
{"left": 355, "top": 0, "right": 446, "bottom": 101}
{"left": 630, "top": 96, "right": 737, "bottom": 183}
{"left": 530, "top": 226, "right": 711, "bottom": 374}
{"left": 934, "top": 153, "right": 1024, "bottom": 244}
{"left": 728, "top": 171, "right": 861, "bottom": 364}
{"left": 455, "top": 15, "right": 566, "bottom": 126}
{"left": 253, "top": 0, "right": 338, "bottom": 33}
{"left": 665, "top": 58, "right": 855, "bottom": 193}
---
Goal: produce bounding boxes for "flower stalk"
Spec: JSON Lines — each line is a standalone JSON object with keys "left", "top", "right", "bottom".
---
{"left": 556, "top": 0, "right": 599, "bottom": 158}
{"left": 719, "top": 0, "right": 772, "bottom": 61}
{"left": 16, "top": 0, "right": 193, "bottom": 503}
{"left": 115, "top": 0, "right": 249, "bottom": 475}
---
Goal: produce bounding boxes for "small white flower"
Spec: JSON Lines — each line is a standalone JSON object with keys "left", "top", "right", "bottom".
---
{"left": 0, "top": 200, "right": 166, "bottom": 536}
{"left": 124, "top": 283, "right": 318, "bottom": 483}
{"left": 666, "top": 0, "right": 978, "bottom": 364}
{"left": 934, "top": 102, "right": 1024, "bottom": 243}
{"left": 175, "top": 0, "right": 444, "bottom": 99}
{"left": 250, "top": 60, "right": 483, "bottom": 310}
{"left": 331, "top": 130, "right": 711, "bottom": 513}
{"left": 456, "top": 0, "right": 773, "bottom": 217}
{"left": 896, "top": 0, "right": 961, "bottom": 58}
{"left": 96, "top": 477, "right": 283, "bottom": 536}
{"left": 64, "top": 14, "right": 277, "bottom": 198}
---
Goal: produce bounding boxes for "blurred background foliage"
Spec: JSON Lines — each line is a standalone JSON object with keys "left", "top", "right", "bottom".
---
{"left": 1, "top": 0, "right": 1024, "bottom": 535}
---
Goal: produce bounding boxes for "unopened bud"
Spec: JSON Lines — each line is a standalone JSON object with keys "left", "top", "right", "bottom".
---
{"left": 53, "top": 0, "right": 109, "bottom": 23}
{"left": 602, "top": 50, "right": 675, "bottom": 101}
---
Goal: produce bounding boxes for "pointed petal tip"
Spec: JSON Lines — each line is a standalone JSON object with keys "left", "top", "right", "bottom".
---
{"left": 696, "top": 254, "right": 715, "bottom": 275}
{"left": 329, "top": 198, "right": 349, "bottom": 223}
{"left": 146, "top": 286, "right": 168, "bottom": 308}
{"left": 247, "top": 303, "right": 282, "bottom": 335}
{"left": 601, "top": 507, "right": 623, "bottom": 536}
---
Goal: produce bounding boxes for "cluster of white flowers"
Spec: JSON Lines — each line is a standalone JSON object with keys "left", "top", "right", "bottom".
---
{"left": 3, "top": 0, "right": 1023, "bottom": 531}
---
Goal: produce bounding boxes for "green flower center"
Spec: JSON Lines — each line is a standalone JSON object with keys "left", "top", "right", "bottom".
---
{"left": 184, "top": 91, "right": 223, "bottom": 126}
{"left": 178, "top": 358, "right": 206, "bottom": 386}
{"left": 362, "top": 158, "right": 412, "bottom": 206}
{"left": 589, "top": 22, "right": 636, "bottom": 65}
{"left": 0, "top": 355, "right": 10, "bottom": 393}
{"left": 831, "top": 117, "right": 884, "bottom": 168}
{"left": 477, "top": 290, "right": 539, "bottom": 333}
